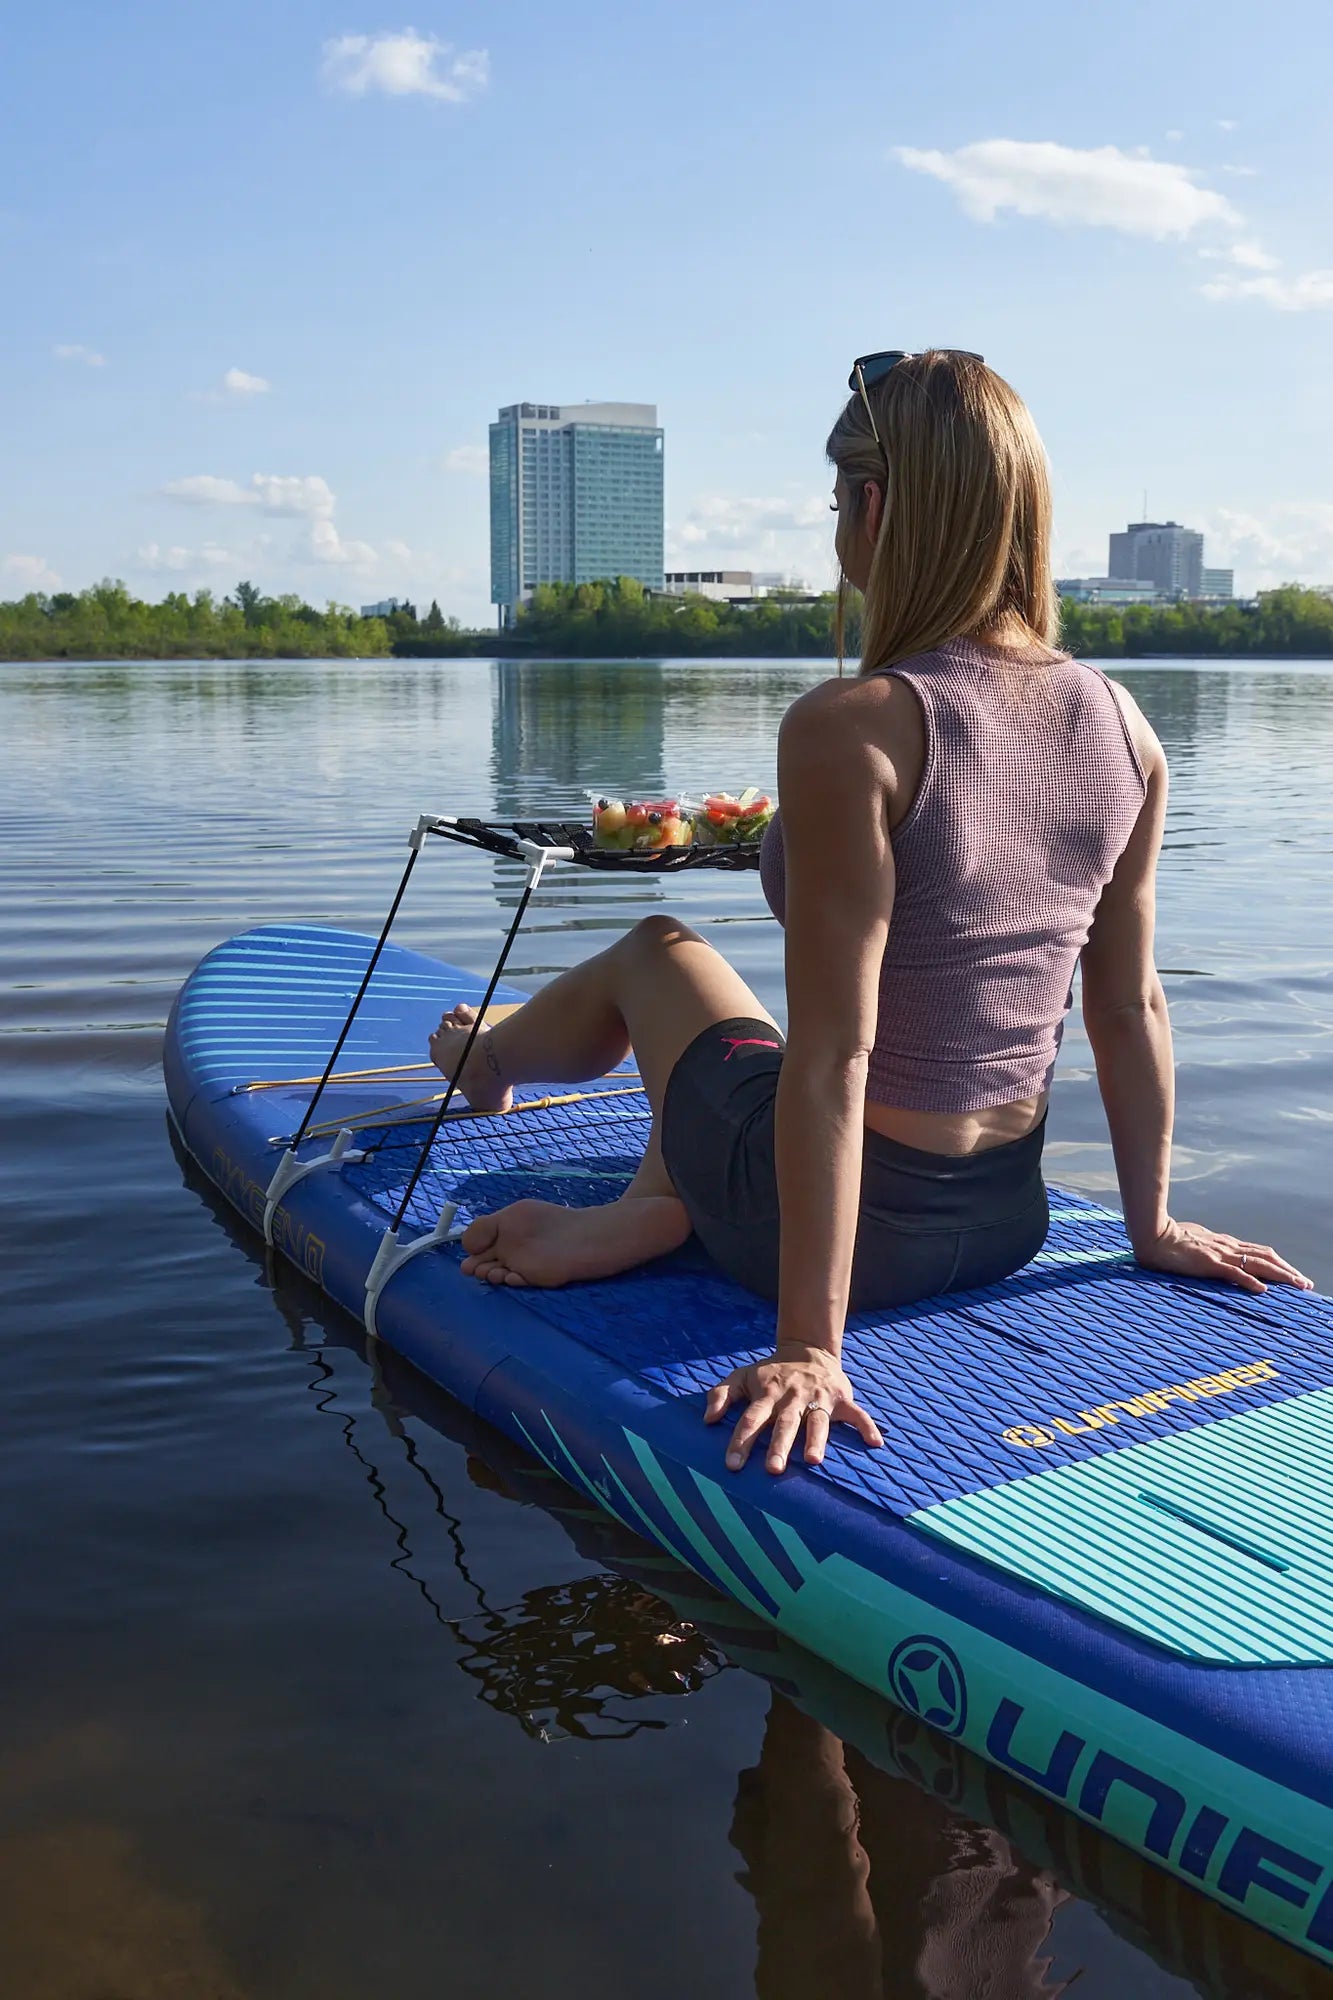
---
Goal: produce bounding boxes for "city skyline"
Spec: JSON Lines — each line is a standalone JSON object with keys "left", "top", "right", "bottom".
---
{"left": 3, "top": 3, "right": 1332, "bottom": 625}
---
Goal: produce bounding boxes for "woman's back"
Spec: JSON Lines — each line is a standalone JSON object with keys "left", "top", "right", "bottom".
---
{"left": 760, "top": 638, "right": 1146, "bottom": 1114}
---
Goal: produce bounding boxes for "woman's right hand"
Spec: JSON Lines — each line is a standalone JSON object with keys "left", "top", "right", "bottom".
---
{"left": 1134, "top": 1217, "right": 1313, "bottom": 1294}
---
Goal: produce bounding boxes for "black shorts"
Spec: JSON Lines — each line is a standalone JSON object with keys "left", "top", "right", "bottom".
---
{"left": 660, "top": 1017, "right": 1049, "bottom": 1313}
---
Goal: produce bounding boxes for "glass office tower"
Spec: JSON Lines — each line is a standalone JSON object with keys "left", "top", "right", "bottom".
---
{"left": 489, "top": 402, "right": 664, "bottom": 625}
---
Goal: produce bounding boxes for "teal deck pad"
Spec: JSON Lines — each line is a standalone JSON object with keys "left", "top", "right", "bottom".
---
{"left": 914, "top": 1384, "right": 1333, "bottom": 1662}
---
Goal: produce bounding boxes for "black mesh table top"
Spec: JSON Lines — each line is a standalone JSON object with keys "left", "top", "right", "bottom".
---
{"left": 427, "top": 816, "right": 762, "bottom": 872}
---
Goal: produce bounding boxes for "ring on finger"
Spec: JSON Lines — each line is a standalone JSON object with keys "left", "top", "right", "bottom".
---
{"left": 804, "top": 1401, "right": 832, "bottom": 1419}
{"left": 1240, "top": 1254, "right": 1248, "bottom": 1272}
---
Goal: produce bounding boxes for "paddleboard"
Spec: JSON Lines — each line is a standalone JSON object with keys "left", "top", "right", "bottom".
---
{"left": 165, "top": 922, "right": 1333, "bottom": 1966}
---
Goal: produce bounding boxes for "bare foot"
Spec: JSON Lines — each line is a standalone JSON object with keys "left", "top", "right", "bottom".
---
{"left": 460, "top": 1195, "right": 691, "bottom": 1288}
{"left": 427, "top": 1002, "right": 512, "bottom": 1112}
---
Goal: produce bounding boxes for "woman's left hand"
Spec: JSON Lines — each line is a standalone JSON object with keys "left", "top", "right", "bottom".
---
{"left": 705, "top": 1342, "right": 884, "bottom": 1475}
{"left": 1133, "top": 1216, "right": 1312, "bottom": 1294}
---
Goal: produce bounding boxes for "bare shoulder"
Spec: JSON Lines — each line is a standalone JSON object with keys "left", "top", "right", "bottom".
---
{"left": 1096, "top": 667, "right": 1166, "bottom": 781}
{"left": 779, "top": 672, "right": 920, "bottom": 781}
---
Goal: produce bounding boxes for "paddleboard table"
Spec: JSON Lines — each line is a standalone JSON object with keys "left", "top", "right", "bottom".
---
{"left": 164, "top": 815, "right": 1333, "bottom": 1968}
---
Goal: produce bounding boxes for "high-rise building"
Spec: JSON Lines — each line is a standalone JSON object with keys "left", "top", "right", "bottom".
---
{"left": 489, "top": 401, "right": 664, "bottom": 625}
{"left": 1107, "top": 521, "right": 1205, "bottom": 600}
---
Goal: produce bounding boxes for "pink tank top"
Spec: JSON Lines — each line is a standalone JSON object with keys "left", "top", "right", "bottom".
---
{"left": 759, "top": 638, "right": 1147, "bottom": 1113}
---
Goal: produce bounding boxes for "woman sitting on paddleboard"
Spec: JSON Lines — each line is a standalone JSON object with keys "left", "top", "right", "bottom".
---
{"left": 429, "top": 349, "right": 1310, "bottom": 1475}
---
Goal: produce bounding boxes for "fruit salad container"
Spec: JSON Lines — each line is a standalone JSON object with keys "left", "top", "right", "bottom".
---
{"left": 693, "top": 789, "right": 775, "bottom": 847}
{"left": 591, "top": 796, "right": 696, "bottom": 852}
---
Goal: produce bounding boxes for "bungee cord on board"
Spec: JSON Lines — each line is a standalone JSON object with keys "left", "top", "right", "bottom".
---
{"left": 254, "top": 811, "right": 760, "bottom": 1338}
{"left": 294, "top": 1082, "right": 649, "bottom": 1151}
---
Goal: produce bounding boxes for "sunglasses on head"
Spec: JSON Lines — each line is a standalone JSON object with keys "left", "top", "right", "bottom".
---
{"left": 849, "top": 349, "right": 984, "bottom": 450}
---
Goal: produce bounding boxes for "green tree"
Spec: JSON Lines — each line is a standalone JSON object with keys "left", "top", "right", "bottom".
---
{"left": 233, "top": 580, "right": 263, "bottom": 627}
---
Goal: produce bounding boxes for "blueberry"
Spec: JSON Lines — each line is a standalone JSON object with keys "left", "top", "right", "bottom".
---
{"left": 597, "top": 798, "right": 609, "bottom": 811}
{"left": 648, "top": 811, "right": 662, "bottom": 825}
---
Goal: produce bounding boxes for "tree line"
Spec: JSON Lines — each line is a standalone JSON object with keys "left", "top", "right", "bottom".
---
{"left": 0, "top": 580, "right": 394, "bottom": 660}
{"left": 1058, "top": 586, "right": 1333, "bottom": 660}
{"left": 2, "top": 575, "right": 1331, "bottom": 662}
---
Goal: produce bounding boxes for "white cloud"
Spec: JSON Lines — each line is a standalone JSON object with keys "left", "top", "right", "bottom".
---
{"left": 893, "top": 139, "right": 1240, "bottom": 239}
{"left": 250, "top": 474, "right": 336, "bottom": 517}
{"left": 162, "top": 474, "right": 254, "bottom": 507}
{"left": 137, "top": 541, "right": 235, "bottom": 572}
{"left": 1201, "top": 266, "right": 1333, "bottom": 310}
{"left": 673, "top": 495, "right": 829, "bottom": 551}
{"left": 162, "top": 472, "right": 337, "bottom": 516}
{"left": 1224, "top": 240, "right": 1280, "bottom": 271}
{"left": 321, "top": 30, "right": 489, "bottom": 103}
{"left": 443, "top": 443, "right": 488, "bottom": 475}
{"left": 157, "top": 469, "right": 391, "bottom": 570}
{"left": 190, "top": 367, "right": 272, "bottom": 403}
{"left": 1217, "top": 119, "right": 1239, "bottom": 132}
{"left": 309, "top": 518, "right": 378, "bottom": 568}
{"left": 223, "top": 366, "right": 270, "bottom": 398}
{"left": 3, "top": 553, "right": 62, "bottom": 592}
{"left": 53, "top": 343, "right": 106, "bottom": 367}
{"left": 667, "top": 495, "right": 834, "bottom": 574}
{"left": 895, "top": 136, "right": 1331, "bottom": 313}
{"left": 1165, "top": 128, "right": 1184, "bottom": 142}
{"left": 1203, "top": 505, "right": 1333, "bottom": 589}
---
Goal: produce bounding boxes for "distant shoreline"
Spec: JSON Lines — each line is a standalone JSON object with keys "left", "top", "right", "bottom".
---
{"left": 3, "top": 578, "right": 1330, "bottom": 664}
{"left": 7, "top": 649, "right": 1333, "bottom": 666}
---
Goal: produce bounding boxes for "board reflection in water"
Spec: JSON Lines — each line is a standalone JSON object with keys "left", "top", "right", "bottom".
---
{"left": 184, "top": 1139, "right": 1332, "bottom": 2000}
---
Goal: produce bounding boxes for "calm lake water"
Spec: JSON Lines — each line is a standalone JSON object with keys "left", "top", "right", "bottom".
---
{"left": 4, "top": 655, "right": 1333, "bottom": 2000}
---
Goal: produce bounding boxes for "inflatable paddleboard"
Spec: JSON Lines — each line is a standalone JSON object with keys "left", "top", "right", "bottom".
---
{"left": 166, "top": 922, "right": 1333, "bottom": 1967}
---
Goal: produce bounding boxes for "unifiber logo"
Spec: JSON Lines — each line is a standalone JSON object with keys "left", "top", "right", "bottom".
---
{"left": 986, "top": 1696, "right": 1333, "bottom": 1946}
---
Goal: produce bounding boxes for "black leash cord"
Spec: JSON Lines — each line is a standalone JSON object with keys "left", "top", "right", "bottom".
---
{"left": 388, "top": 872, "right": 541, "bottom": 1233}
{"left": 284, "top": 842, "right": 421, "bottom": 1154}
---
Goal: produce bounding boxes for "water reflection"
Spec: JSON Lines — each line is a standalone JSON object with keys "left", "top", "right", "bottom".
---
{"left": 8, "top": 656, "right": 1333, "bottom": 1999}
{"left": 176, "top": 1135, "right": 1333, "bottom": 2000}
{"left": 491, "top": 661, "right": 669, "bottom": 813}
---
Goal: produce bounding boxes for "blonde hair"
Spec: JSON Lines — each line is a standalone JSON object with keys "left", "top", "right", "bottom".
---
{"left": 827, "top": 353, "right": 1059, "bottom": 672}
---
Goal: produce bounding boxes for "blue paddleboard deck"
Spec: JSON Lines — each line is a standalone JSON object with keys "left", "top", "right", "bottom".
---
{"left": 166, "top": 924, "right": 1333, "bottom": 1966}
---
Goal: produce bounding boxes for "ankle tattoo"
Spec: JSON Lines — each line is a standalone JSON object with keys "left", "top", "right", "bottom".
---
{"left": 481, "top": 1029, "right": 504, "bottom": 1082}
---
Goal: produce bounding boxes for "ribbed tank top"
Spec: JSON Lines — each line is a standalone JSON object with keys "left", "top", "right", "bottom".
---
{"left": 759, "top": 638, "right": 1147, "bottom": 1113}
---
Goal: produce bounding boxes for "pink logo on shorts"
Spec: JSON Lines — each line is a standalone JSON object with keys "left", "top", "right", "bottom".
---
{"left": 721, "top": 1035, "right": 780, "bottom": 1061}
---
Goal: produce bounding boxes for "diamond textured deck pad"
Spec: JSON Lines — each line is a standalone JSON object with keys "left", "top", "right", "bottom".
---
{"left": 345, "top": 1126, "right": 1333, "bottom": 1518}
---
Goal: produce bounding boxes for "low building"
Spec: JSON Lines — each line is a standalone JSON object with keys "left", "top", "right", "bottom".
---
{"left": 1201, "top": 568, "right": 1234, "bottom": 600}
{"left": 360, "top": 597, "right": 404, "bottom": 618}
{"left": 1057, "top": 577, "right": 1165, "bottom": 606}
{"left": 664, "top": 569, "right": 754, "bottom": 601}
{"left": 661, "top": 569, "right": 815, "bottom": 603}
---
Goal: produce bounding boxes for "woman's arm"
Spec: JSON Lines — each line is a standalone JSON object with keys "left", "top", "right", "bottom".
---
{"left": 706, "top": 683, "right": 893, "bottom": 1473}
{"left": 1083, "top": 690, "right": 1309, "bottom": 1294}
{"left": 1079, "top": 715, "right": 1175, "bottom": 1252}
{"left": 773, "top": 688, "right": 894, "bottom": 1348}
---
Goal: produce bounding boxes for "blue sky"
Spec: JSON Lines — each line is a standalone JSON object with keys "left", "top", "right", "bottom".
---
{"left": 4, "top": 0, "right": 1331, "bottom": 620}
